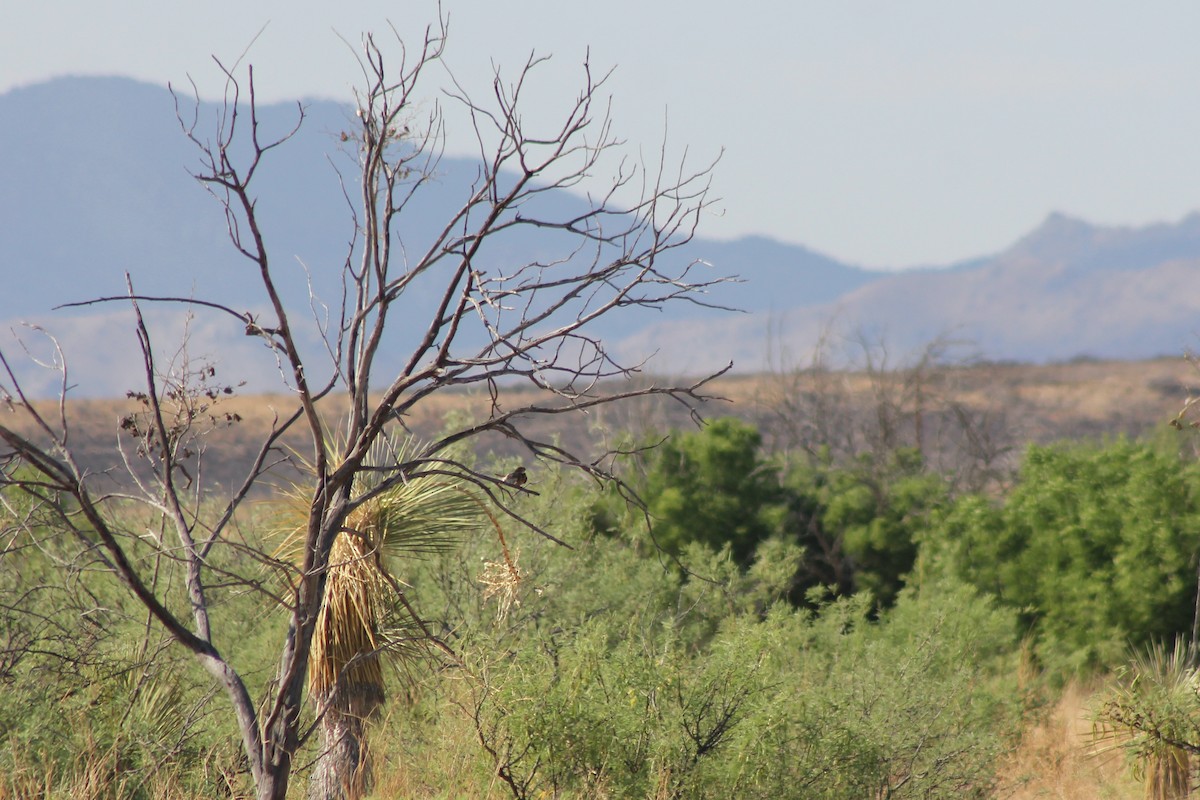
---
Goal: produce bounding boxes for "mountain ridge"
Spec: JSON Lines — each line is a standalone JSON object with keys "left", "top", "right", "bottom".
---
{"left": 630, "top": 209, "right": 1200, "bottom": 373}
{"left": 3, "top": 76, "right": 1200, "bottom": 397}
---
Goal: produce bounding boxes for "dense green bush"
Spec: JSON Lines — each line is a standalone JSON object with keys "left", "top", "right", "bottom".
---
{"left": 784, "top": 447, "right": 949, "bottom": 607}
{"left": 454, "top": 538, "right": 1023, "bottom": 799}
{"left": 613, "top": 420, "right": 948, "bottom": 611}
{"left": 634, "top": 417, "right": 786, "bottom": 565}
{"left": 920, "top": 439, "right": 1200, "bottom": 675}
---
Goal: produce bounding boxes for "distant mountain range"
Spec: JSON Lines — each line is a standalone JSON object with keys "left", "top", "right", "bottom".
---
{"left": 625, "top": 211, "right": 1200, "bottom": 374}
{"left": 3, "top": 76, "right": 1200, "bottom": 397}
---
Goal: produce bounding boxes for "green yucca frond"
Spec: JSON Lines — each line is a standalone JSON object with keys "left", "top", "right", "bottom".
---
{"left": 1130, "top": 638, "right": 1198, "bottom": 697}
{"left": 354, "top": 477, "right": 488, "bottom": 561}
{"left": 1093, "top": 637, "right": 1200, "bottom": 798}
{"left": 271, "top": 431, "right": 484, "bottom": 563}
{"left": 345, "top": 431, "right": 495, "bottom": 561}
{"left": 279, "top": 433, "right": 496, "bottom": 704}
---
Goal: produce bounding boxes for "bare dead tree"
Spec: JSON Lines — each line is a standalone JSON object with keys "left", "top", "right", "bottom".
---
{"left": 759, "top": 322, "right": 1016, "bottom": 492}
{"left": 0, "top": 18, "right": 728, "bottom": 800}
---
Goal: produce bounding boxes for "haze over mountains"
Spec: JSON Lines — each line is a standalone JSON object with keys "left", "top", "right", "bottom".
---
{"left": 3, "top": 76, "right": 1200, "bottom": 397}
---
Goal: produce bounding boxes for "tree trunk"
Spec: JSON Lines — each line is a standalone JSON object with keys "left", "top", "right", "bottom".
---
{"left": 1144, "top": 746, "right": 1190, "bottom": 800}
{"left": 308, "top": 684, "right": 383, "bottom": 800}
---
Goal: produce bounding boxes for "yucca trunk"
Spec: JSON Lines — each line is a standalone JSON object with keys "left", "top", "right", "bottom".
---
{"left": 307, "top": 532, "right": 387, "bottom": 800}
{"left": 308, "top": 688, "right": 383, "bottom": 800}
{"left": 285, "top": 470, "right": 489, "bottom": 798}
{"left": 1144, "top": 747, "right": 1190, "bottom": 800}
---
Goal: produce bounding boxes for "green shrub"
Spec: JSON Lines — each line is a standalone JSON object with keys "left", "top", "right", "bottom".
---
{"left": 785, "top": 447, "right": 949, "bottom": 608}
{"left": 921, "top": 439, "right": 1200, "bottom": 675}
{"left": 722, "top": 580, "right": 1023, "bottom": 799}
{"left": 636, "top": 418, "right": 786, "bottom": 565}
{"left": 435, "top": 505, "right": 1024, "bottom": 799}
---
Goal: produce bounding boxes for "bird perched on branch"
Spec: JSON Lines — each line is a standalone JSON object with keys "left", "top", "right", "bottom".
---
{"left": 502, "top": 466, "right": 528, "bottom": 488}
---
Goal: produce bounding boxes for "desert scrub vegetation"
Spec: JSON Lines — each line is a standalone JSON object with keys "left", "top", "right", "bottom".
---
{"left": 0, "top": 8, "right": 733, "bottom": 796}
{"left": 0, "top": 494, "right": 283, "bottom": 798}
{"left": 9, "top": 411, "right": 1200, "bottom": 796}
{"left": 0, "top": 458, "right": 1031, "bottom": 799}
{"left": 317, "top": 470, "right": 1030, "bottom": 800}
{"left": 920, "top": 438, "right": 1200, "bottom": 677}
{"left": 0, "top": 14, "right": 1196, "bottom": 792}
{"left": 610, "top": 420, "right": 1200, "bottom": 677}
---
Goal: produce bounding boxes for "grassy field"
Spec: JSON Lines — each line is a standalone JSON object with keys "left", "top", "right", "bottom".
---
{"left": 10, "top": 356, "right": 1194, "bottom": 494}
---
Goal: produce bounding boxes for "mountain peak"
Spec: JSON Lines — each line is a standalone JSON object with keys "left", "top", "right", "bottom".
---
{"left": 1010, "top": 212, "right": 1096, "bottom": 258}
{"left": 1038, "top": 210, "right": 1091, "bottom": 232}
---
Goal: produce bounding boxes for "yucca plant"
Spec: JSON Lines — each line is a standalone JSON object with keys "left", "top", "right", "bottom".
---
{"left": 278, "top": 437, "right": 515, "bottom": 800}
{"left": 1094, "top": 637, "right": 1200, "bottom": 799}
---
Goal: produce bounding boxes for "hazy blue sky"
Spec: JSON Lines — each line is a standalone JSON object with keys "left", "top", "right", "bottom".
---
{"left": 5, "top": 1, "right": 1200, "bottom": 269}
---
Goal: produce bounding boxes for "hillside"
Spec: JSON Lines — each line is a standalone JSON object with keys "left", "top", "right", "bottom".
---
{"left": 8, "top": 357, "right": 1191, "bottom": 496}
{"left": 0, "top": 76, "right": 877, "bottom": 398}
{"left": 625, "top": 212, "right": 1200, "bottom": 373}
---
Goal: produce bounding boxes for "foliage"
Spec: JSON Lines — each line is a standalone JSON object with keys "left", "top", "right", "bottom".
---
{"left": 372, "top": 469, "right": 1025, "bottom": 799}
{"left": 635, "top": 418, "right": 786, "bottom": 565}
{"left": 0, "top": 505, "right": 272, "bottom": 799}
{"left": 784, "top": 446, "right": 949, "bottom": 607}
{"left": 456, "top": 534, "right": 1024, "bottom": 800}
{"left": 624, "top": 419, "right": 948, "bottom": 613}
{"left": 1, "top": 451, "right": 1031, "bottom": 799}
{"left": 743, "top": 580, "right": 1024, "bottom": 800}
{"left": 11, "top": 336, "right": 1193, "bottom": 798}
{"left": 921, "top": 439, "right": 1200, "bottom": 675}
{"left": 1094, "top": 638, "right": 1198, "bottom": 800}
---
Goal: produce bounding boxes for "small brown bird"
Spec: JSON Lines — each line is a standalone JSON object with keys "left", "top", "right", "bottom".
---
{"left": 502, "top": 466, "right": 528, "bottom": 488}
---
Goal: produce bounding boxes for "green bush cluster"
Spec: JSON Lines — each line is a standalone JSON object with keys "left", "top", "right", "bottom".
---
{"left": 636, "top": 418, "right": 786, "bottom": 565}
{"left": 610, "top": 418, "right": 949, "bottom": 609}
{"left": 394, "top": 506, "right": 1025, "bottom": 799}
{"left": 623, "top": 420, "right": 1200, "bottom": 678}
{"left": 922, "top": 440, "right": 1200, "bottom": 675}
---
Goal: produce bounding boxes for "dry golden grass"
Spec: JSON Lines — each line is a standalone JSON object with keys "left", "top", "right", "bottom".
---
{"left": 309, "top": 529, "right": 388, "bottom": 706}
{"left": 999, "top": 683, "right": 1143, "bottom": 800}
{"left": 8, "top": 357, "right": 1195, "bottom": 497}
{"left": 367, "top": 686, "right": 514, "bottom": 800}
